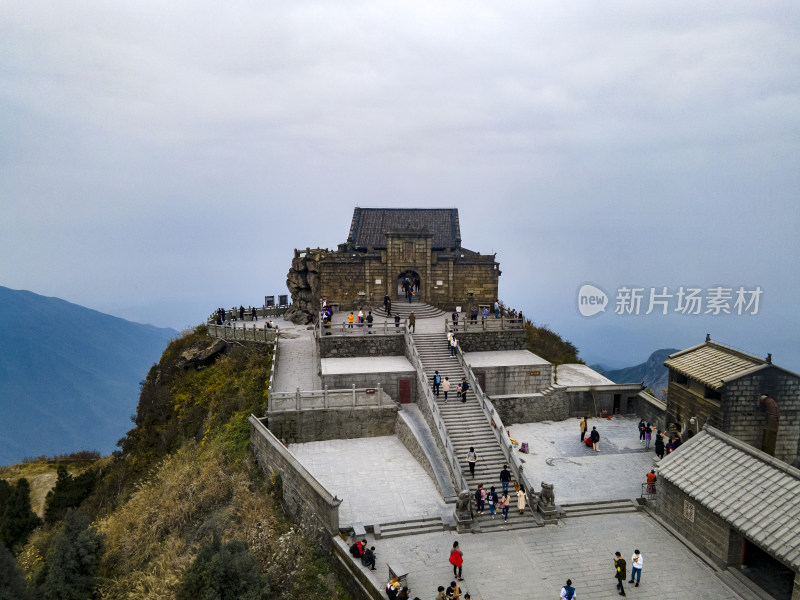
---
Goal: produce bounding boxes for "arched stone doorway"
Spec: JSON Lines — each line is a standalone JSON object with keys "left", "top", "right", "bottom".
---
{"left": 397, "top": 270, "right": 421, "bottom": 302}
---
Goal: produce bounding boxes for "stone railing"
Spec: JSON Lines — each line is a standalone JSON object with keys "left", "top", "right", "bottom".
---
{"left": 268, "top": 384, "right": 390, "bottom": 413}
{"left": 453, "top": 341, "right": 539, "bottom": 512}
{"left": 209, "top": 305, "right": 290, "bottom": 323}
{"left": 317, "top": 318, "right": 406, "bottom": 338}
{"left": 206, "top": 323, "right": 278, "bottom": 343}
{"left": 445, "top": 317, "right": 524, "bottom": 332}
{"left": 404, "top": 330, "right": 470, "bottom": 499}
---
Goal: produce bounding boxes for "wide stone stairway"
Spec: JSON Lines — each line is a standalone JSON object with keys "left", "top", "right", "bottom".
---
{"left": 372, "top": 301, "right": 444, "bottom": 320}
{"left": 411, "top": 332, "right": 542, "bottom": 531}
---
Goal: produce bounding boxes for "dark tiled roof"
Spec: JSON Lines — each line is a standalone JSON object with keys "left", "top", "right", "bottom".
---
{"left": 347, "top": 208, "right": 461, "bottom": 250}
{"left": 658, "top": 427, "right": 800, "bottom": 569}
{"left": 665, "top": 342, "right": 766, "bottom": 390}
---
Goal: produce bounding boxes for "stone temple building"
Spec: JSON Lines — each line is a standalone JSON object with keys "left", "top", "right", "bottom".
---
{"left": 664, "top": 335, "right": 800, "bottom": 467}
{"left": 286, "top": 208, "right": 500, "bottom": 323}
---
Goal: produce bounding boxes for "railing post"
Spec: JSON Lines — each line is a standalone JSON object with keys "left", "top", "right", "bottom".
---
{"left": 296, "top": 387, "right": 301, "bottom": 411}
{"left": 324, "top": 385, "right": 329, "bottom": 408}
{"left": 352, "top": 384, "right": 357, "bottom": 407}
{"left": 378, "top": 383, "right": 383, "bottom": 406}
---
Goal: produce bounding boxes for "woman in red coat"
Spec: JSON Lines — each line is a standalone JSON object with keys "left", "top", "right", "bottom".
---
{"left": 449, "top": 541, "right": 464, "bottom": 581}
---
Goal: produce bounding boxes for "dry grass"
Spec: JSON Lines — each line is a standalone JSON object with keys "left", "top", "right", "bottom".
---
{"left": 0, "top": 461, "right": 93, "bottom": 518}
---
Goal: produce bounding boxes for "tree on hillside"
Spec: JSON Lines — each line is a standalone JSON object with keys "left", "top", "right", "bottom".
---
{"left": 524, "top": 322, "right": 582, "bottom": 366}
{"left": 176, "top": 534, "right": 269, "bottom": 600}
{"left": 0, "top": 541, "right": 29, "bottom": 600}
{"left": 0, "top": 478, "right": 42, "bottom": 552}
{"left": 37, "top": 509, "right": 104, "bottom": 600}
{"left": 44, "top": 466, "right": 97, "bottom": 524}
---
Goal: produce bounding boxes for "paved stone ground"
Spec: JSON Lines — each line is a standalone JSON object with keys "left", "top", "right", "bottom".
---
{"left": 288, "top": 436, "right": 447, "bottom": 527}
{"left": 272, "top": 327, "right": 321, "bottom": 393}
{"left": 365, "top": 512, "right": 741, "bottom": 600}
{"left": 506, "top": 416, "right": 659, "bottom": 503}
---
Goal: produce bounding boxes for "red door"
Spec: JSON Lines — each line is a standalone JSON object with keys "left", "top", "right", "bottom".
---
{"left": 398, "top": 379, "right": 412, "bottom": 403}
{"left": 476, "top": 372, "right": 486, "bottom": 392}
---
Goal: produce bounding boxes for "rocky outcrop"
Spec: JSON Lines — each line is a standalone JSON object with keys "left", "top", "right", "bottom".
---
{"left": 285, "top": 249, "right": 326, "bottom": 324}
{"left": 177, "top": 338, "right": 228, "bottom": 370}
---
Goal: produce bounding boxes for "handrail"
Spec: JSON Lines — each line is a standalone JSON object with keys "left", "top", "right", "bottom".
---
{"left": 317, "top": 317, "right": 404, "bottom": 338}
{"left": 454, "top": 342, "right": 538, "bottom": 510}
{"left": 207, "top": 323, "right": 278, "bottom": 343}
{"left": 404, "top": 330, "right": 470, "bottom": 496}
{"left": 268, "top": 384, "right": 388, "bottom": 412}
{"left": 444, "top": 316, "right": 524, "bottom": 332}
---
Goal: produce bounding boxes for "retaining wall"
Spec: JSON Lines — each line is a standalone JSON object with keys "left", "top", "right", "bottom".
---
{"left": 319, "top": 334, "right": 405, "bottom": 358}
{"left": 266, "top": 406, "right": 398, "bottom": 443}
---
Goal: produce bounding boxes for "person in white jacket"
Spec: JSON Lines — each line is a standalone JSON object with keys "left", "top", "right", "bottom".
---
{"left": 629, "top": 550, "right": 643, "bottom": 586}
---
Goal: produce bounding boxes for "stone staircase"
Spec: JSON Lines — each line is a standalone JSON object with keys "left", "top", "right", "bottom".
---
{"left": 410, "top": 332, "right": 542, "bottom": 531}
{"left": 373, "top": 302, "right": 444, "bottom": 320}
{"left": 558, "top": 499, "right": 640, "bottom": 519}
{"left": 373, "top": 516, "right": 451, "bottom": 539}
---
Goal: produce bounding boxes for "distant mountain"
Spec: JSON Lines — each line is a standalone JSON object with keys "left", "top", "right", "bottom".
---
{"left": 594, "top": 348, "right": 679, "bottom": 399}
{"left": 0, "top": 287, "right": 177, "bottom": 466}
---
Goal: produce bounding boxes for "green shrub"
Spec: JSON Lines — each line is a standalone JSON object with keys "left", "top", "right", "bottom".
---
{"left": 0, "top": 479, "right": 42, "bottom": 552}
{"left": 44, "top": 466, "right": 97, "bottom": 524}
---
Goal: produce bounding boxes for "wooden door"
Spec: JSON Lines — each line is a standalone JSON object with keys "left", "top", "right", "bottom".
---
{"left": 398, "top": 379, "right": 412, "bottom": 404}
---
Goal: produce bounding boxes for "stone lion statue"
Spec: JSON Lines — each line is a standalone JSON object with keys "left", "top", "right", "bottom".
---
{"left": 540, "top": 482, "right": 555, "bottom": 506}
{"left": 456, "top": 489, "right": 472, "bottom": 513}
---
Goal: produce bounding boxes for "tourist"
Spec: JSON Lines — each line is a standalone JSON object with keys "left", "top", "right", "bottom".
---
{"left": 654, "top": 431, "right": 665, "bottom": 459}
{"left": 386, "top": 298, "right": 392, "bottom": 316}
{"left": 460, "top": 378, "right": 469, "bottom": 402}
{"left": 560, "top": 579, "right": 576, "bottom": 599}
{"left": 361, "top": 545, "right": 376, "bottom": 570}
{"left": 499, "top": 464, "right": 511, "bottom": 494}
{"left": 349, "top": 538, "right": 367, "bottom": 558}
{"left": 451, "top": 309, "right": 459, "bottom": 327}
{"left": 448, "top": 541, "right": 464, "bottom": 581}
{"left": 450, "top": 337, "right": 458, "bottom": 356}
{"left": 646, "top": 469, "right": 657, "bottom": 494}
{"left": 397, "top": 586, "right": 410, "bottom": 600}
{"left": 366, "top": 311, "right": 374, "bottom": 333}
{"left": 408, "top": 311, "right": 416, "bottom": 332}
{"left": 474, "top": 484, "right": 485, "bottom": 513}
{"left": 499, "top": 490, "right": 510, "bottom": 522}
{"left": 466, "top": 447, "right": 477, "bottom": 477}
{"left": 251, "top": 306, "right": 258, "bottom": 321}
{"left": 436, "top": 586, "right": 446, "bottom": 600}
{"left": 579, "top": 415, "right": 588, "bottom": 442}
{"left": 239, "top": 305, "right": 245, "bottom": 320}
{"left": 358, "top": 308, "right": 364, "bottom": 327}
{"left": 517, "top": 485, "right": 526, "bottom": 514}
{"left": 445, "top": 580, "right": 461, "bottom": 599}
{"left": 487, "top": 486, "right": 498, "bottom": 517}
{"left": 433, "top": 371, "right": 441, "bottom": 397}
{"left": 348, "top": 312, "right": 355, "bottom": 328}
{"left": 447, "top": 329, "right": 454, "bottom": 344}
{"left": 614, "top": 552, "right": 627, "bottom": 596}
{"left": 638, "top": 419, "right": 646, "bottom": 442}
{"left": 470, "top": 304, "right": 478, "bottom": 324}
{"left": 629, "top": 550, "right": 643, "bottom": 587}
{"left": 590, "top": 426, "right": 600, "bottom": 452}
{"left": 395, "top": 314, "right": 400, "bottom": 329}
{"left": 644, "top": 423, "right": 652, "bottom": 449}
{"left": 386, "top": 576, "right": 400, "bottom": 599}
{"left": 482, "top": 306, "right": 489, "bottom": 321}
{"left": 494, "top": 300, "right": 500, "bottom": 318}
{"left": 442, "top": 377, "right": 450, "bottom": 403}
{"left": 383, "top": 293, "right": 390, "bottom": 313}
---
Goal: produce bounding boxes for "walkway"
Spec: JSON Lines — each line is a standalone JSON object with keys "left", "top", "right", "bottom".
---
{"left": 272, "top": 326, "right": 320, "bottom": 393}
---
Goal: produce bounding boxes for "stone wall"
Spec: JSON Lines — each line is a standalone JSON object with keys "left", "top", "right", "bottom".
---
{"left": 564, "top": 390, "right": 640, "bottom": 418}
{"left": 266, "top": 406, "right": 398, "bottom": 444}
{"left": 249, "top": 416, "right": 339, "bottom": 550}
{"left": 330, "top": 537, "right": 383, "bottom": 600}
{"left": 319, "top": 334, "right": 405, "bottom": 358}
{"left": 636, "top": 392, "right": 669, "bottom": 432}
{"left": 456, "top": 330, "right": 526, "bottom": 352}
{"left": 395, "top": 411, "right": 439, "bottom": 494}
{"left": 724, "top": 368, "right": 800, "bottom": 466}
{"left": 491, "top": 389, "right": 569, "bottom": 424}
{"left": 666, "top": 376, "right": 722, "bottom": 431}
{"left": 322, "top": 373, "right": 416, "bottom": 404}
{"left": 656, "top": 478, "right": 743, "bottom": 570}
{"left": 474, "top": 364, "right": 553, "bottom": 395}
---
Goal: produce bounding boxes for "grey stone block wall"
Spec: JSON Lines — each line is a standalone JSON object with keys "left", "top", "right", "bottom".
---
{"left": 319, "top": 334, "right": 405, "bottom": 358}
{"left": 475, "top": 364, "right": 553, "bottom": 395}
{"left": 456, "top": 330, "right": 526, "bottom": 352}
{"left": 724, "top": 370, "right": 800, "bottom": 465}
{"left": 565, "top": 390, "right": 640, "bottom": 418}
{"left": 323, "top": 371, "right": 416, "bottom": 404}
{"left": 250, "top": 417, "right": 339, "bottom": 550}
{"left": 267, "top": 406, "right": 398, "bottom": 443}
{"left": 637, "top": 393, "right": 668, "bottom": 432}
{"left": 655, "top": 479, "right": 742, "bottom": 570}
{"left": 492, "top": 389, "right": 569, "bottom": 424}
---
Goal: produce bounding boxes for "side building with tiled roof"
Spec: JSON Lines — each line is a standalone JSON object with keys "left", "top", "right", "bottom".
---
{"left": 664, "top": 335, "right": 800, "bottom": 466}
{"left": 655, "top": 426, "right": 800, "bottom": 600}
{"left": 287, "top": 208, "right": 500, "bottom": 322}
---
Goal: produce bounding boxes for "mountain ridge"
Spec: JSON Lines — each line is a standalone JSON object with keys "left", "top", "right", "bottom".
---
{"left": 0, "top": 286, "right": 177, "bottom": 465}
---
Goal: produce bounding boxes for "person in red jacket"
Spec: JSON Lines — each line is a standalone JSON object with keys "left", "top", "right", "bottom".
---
{"left": 449, "top": 541, "right": 464, "bottom": 581}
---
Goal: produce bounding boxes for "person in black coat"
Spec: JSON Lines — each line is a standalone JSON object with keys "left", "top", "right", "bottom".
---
{"left": 654, "top": 431, "right": 665, "bottom": 459}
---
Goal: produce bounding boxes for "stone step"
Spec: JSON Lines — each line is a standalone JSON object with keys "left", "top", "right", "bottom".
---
{"left": 374, "top": 517, "right": 447, "bottom": 539}
{"left": 559, "top": 499, "right": 640, "bottom": 518}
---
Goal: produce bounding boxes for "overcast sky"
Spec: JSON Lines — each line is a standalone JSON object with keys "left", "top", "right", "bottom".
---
{"left": 2, "top": 1, "right": 798, "bottom": 370}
